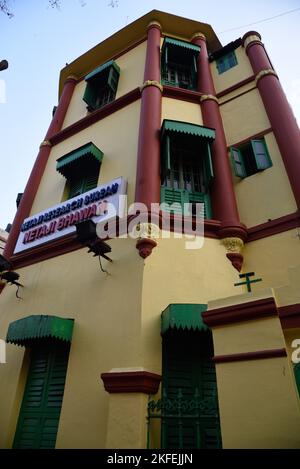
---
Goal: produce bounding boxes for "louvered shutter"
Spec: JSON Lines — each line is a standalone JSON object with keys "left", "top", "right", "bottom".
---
{"left": 161, "top": 135, "right": 171, "bottom": 183}
{"left": 251, "top": 139, "right": 272, "bottom": 170}
{"left": 69, "top": 177, "right": 84, "bottom": 199}
{"left": 162, "top": 331, "right": 221, "bottom": 449}
{"left": 107, "top": 65, "right": 120, "bottom": 94}
{"left": 82, "top": 170, "right": 99, "bottom": 193}
{"left": 83, "top": 81, "right": 98, "bottom": 111}
{"left": 230, "top": 146, "right": 247, "bottom": 178}
{"left": 203, "top": 142, "right": 214, "bottom": 187}
{"left": 13, "top": 343, "right": 70, "bottom": 449}
{"left": 160, "top": 187, "right": 189, "bottom": 215}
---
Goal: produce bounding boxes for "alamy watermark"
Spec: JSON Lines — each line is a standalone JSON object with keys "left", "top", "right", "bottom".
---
{"left": 95, "top": 197, "right": 205, "bottom": 250}
{"left": 291, "top": 339, "right": 300, "bottom": 364}
{"left": 0, "top": 339, "right": 6, "bottom": 363}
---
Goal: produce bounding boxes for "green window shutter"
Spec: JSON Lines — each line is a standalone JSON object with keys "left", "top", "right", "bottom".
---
{"left": 188, "top": 192, "right": 212, "bottom": 219}
{"left": 161, "top": 135, "right": 171, "bottom": 183}
{"left": 160, "top": 187, "right": 189, "bottom": 215}
{"left": 107, "top": 65, "right": 120, "bottom": 93}
{"left": 83, "top": 61, "right": 120, "bottom": 111}
{"left": 83, "top": 82, "right": 98, "bottom": 110}
{"left": 204, "top": 142, "right": 214, "bottom": 186}
{"left": 82, "top": 170, "right": 99, "bottom": 193}
{"left": 13, "top": 343, "right": 70, "bottom": 449}
{"left": 69, "top": 177, "right": 84, "bottom": 199}
{"left": 294, "top": 363, "right": 300, "bottom": 397}
{"left": 230, "top": 146, "right": 247, "bottom": 178}
{"left": 162, "top": 330, "right": 222, "bottom": 449}
{"left": 251, "top": 139, "right": 272, "bottom": 170}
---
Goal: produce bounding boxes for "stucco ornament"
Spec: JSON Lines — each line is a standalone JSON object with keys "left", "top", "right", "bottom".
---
{"left": 134, "top": 223, "right": 159, "bottom": 259}
{"left": 221, "top": 237, "right": 244, "bottom": 272}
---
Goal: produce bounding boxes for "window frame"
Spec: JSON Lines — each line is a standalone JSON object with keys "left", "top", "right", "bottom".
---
{"left": 216, "top": 50, "right": 238, "bottom": 74}
{"left": 83, "top": 60, "right": 120, "bottom": 112}
{"left": 230, "top": 138, "right": 272, "bottom": 178}
{"left": 161, "top": 37, "right": 200, "bottom": 91}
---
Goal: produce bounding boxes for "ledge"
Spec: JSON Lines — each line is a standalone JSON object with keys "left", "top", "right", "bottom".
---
{"left": 203, "top": 297, "right": 278, "bottom": 327}
{"left": 247, "top": 211, "right": 300, "bottom": 242}
{"left": 278, "top": 303, "right": 300, "bottom": 329}
{"left": 213, "top": 348, "right": 287, "bottom": 363}
{"left": 101, "top": 370, "right": 161, "bottom": 394}
{"left": 50, "top": 87, "right": 141, "bottom": 146}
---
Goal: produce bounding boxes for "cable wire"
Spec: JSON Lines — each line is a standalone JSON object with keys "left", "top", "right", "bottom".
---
{"left": 219, "top": 7, "right": 300, "bottom": 34}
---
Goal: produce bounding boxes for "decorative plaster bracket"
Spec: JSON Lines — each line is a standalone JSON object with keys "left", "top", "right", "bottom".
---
{"left": 221, "top": 237, "right": 244, "bottom": 272}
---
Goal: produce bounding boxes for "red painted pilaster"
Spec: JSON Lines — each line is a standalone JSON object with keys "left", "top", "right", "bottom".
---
{"left": 135, "top": 21, "right": 162, "bottom": 259}
{"left": 135, "top": 21, "right": 162, "bottom": 209}
{"left": 4, "top": 76, "right": 77, "bottom": 260}
{"left": 192, "top": 34, "right": 246, "bottom": 241}
{"left": 243, "top": 31, "right": 300, "bottom": 210}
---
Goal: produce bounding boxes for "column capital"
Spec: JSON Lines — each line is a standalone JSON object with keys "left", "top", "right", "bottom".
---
{"left": 39, "top": 140, "right": 52, "bottom": 148}
{"left": 200, "top": 94, "right": 219, "bottom": 104}
{"left": 147, "top": 20, "right": 162, "bottom": 31}
{"left": 65, "top": 74, "right": 78, "bottom": 83}
{"left": 191, "top": 32, "right": 206, "bottom": 42}
{"left": 140, "top": 80, "right": 163, "bottom": 93}
{"left": 242, "top": 31, "right": 262, "bottom": 50}
{"left": 255, "top": 68, "right": 278, "bottom": 85}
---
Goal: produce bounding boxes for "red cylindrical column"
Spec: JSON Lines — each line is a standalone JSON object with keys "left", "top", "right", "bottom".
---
{"left": 135, "top": 21, "right": 162, "bottom": 208}
{"left": 243, "top": 31, "right": 300, "bottom": 210}
{"left": 4, "top": 76, "right": 77, "bottom": 260}
{"left": 192, "top": 34, "right": 246, "bottom": 240}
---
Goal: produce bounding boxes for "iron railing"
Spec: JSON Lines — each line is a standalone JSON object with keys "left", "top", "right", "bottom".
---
{"left": 147, "top": 388, "right": 221, "bottom": 449}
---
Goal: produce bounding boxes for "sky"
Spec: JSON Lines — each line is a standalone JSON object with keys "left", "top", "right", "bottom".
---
{"left": 0, "top": 0, "right": 299, "bottom": 229}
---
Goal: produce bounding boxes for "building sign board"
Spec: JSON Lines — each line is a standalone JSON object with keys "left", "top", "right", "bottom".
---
{"left": 14, "top": 177, "right": 127, "bottom": 254}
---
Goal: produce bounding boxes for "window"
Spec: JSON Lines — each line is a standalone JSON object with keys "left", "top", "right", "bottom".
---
{"left": 13, "top": 342, "right": 70, "bottom": 449}
{"left": 230, "top": 138, "right": 272, "bottom": 178}
{"left": 160, "top": 120, "right": 215, "bottom": 219}
{"left": 161, "top": 37, "right": 200, "bottom": 91}
{"left": 56, "top": 142, "right": 103, "bottom": 199}
{"left": 6, "top": 315, "right": 74, "bottom": 449}
{"left": 216, "top": 51, "right": 238, "bottom": 74}
{"left": 158, "top": 304, "right": 222, "bottom": 449}
{"left": 83, "top": 60, "right": 120, "bottom": 112}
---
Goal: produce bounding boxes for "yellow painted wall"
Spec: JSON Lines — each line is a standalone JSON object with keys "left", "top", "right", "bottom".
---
{"left": 140, "top": 234, "right": 241, "bottom": 372}
{"left": 232, "top": 133, "right": 297, "bottom": 227}
{"left": 216, "top": 357, "right": 300, "bottom": 448}
{"left": 221, "top": 88, "right": 270, "bottom": 145}
{"left": 220, "top": 87, "right": 297, "bottom": 227}
{"left": 30, "top": 100, "right": 141, "bottom": 217}
{"left": 242, "top": 230, "right": 300, "bottom": 292}
{"left": 62, "top": 41, "right": 146, "bottom": 130}
{"left": 162, "top": 98, "right": 203, "bottom": 125}
{"left": 0, "top": 237, "right": 144, "bottom": 448}
{"left": 211, "top": 46, "right": 254, "bottom": 95}
{"left": 208, "top": 291, "right": 300, "bottom": 448}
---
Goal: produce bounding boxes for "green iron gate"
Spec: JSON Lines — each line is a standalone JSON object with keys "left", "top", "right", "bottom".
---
{"left": 147, "top": 329, "right": 222, "bottom": 449}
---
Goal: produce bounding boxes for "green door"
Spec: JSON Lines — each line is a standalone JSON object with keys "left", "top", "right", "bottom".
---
{"left": 162, "top": 330, "right": 221, "bottom": 449}
{"left": 13, "top": 342, "right": 70, "bottom": 449}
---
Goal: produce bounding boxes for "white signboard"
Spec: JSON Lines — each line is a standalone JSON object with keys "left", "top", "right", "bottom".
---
{"left": 14, "top": 177, "right": 127, "bottom": 254}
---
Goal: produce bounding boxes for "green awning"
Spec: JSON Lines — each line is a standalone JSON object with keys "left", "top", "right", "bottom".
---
{"left": 56, "top": 142, "right": 103, "bottom": 177}
{"left": 161, "top": 304, "right": 209, "bottom": 335}
{"left": 163, "top": 37, "right": 200, "bottom": 54}
{"left": 6, "top": 315, "right": 74, "bottom": 346}
{"left": 85, "top": 60, "right": 120, "bottom": 81}
{"left": 162, "top": 120, "right": 216, "bottom": 140}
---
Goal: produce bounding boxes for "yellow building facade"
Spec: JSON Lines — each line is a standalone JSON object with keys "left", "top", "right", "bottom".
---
{"left": 0, "top": 10, "right": 300, "bottom": 449}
